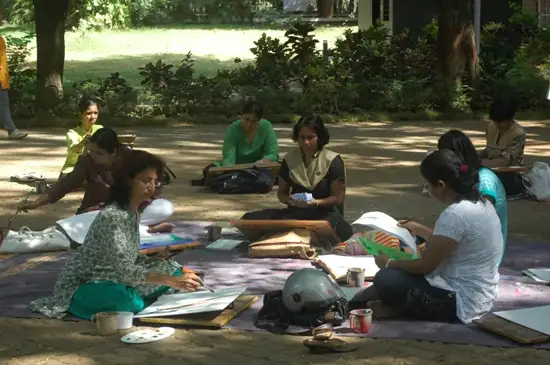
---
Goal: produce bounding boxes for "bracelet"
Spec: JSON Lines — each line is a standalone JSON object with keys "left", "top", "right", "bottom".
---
{"left": 385, "top": 259, "right": 393, "bottom": 268}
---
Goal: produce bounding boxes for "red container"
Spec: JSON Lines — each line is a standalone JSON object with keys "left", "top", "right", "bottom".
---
{"left": 349, "top": 309, "right": 372, "bottom": 333}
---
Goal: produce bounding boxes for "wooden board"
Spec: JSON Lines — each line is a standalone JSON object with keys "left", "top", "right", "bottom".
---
{"left": 138, "top": 294, "right": 258, "bottom": 329}
{"left": 205, "top": 162, "right": 281, "bottom": 185}
{"left": 474, "top": 313, "right": 550, "bottom": 344}
{"left": 230, "top": 219, "right": 339, "bottom": 242}
{"left": 139, "top": 240, "right": 200, "bottom": 255}
{"left": 118, "top": 134, "right": 137, "bottom": 146}
{"left": 492, "top": 166, "right": 530, "bottom": 173}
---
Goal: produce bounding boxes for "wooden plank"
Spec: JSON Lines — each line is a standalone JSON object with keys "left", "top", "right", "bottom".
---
{"left": 205, "top": 162, "right": 281, "bottom": 185}
{"left": 492, "top": 166, "right": 530, "bottom": 173}
{"left": 139, "top": 240, "right": 200, "bottom": 255}
{"left": 118, "top": 134, "right": 137, "bottom": 146}
{"left": 230, "top": 219, "right": 339, "bottom": 242}
{"left": 474, "top": 313, "right": 550, "bottom": 344}
{"left": 139, "top": 295, "right": 258, "bottom": 329}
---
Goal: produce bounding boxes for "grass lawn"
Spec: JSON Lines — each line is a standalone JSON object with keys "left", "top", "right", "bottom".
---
{"left": 1, "top": 24, "right": 354, "bottom": 86}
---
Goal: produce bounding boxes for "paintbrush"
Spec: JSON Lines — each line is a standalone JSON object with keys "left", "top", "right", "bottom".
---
{"left": 8, "top": 188, "right": 34, "bottom": 231}
{"left": 197, "top": 277, "right": 215, "bottom": 293}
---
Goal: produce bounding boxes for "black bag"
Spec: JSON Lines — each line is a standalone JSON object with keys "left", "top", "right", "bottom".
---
{"left": 208, "top": 167, "right": 273, "bottom": 194}
{"left": 254, "top": 290, "right": 349, "bottom": 335}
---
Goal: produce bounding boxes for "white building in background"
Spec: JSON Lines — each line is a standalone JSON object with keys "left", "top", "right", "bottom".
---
{"left": 283, "top": 0, "right": 315, "bottom": 12}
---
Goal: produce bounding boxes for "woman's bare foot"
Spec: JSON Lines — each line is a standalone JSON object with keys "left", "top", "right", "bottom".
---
{"left": 148, "top": 222, "right": 175, "bottom": 234}
{"left": 367, "top": 300, "right": 404, "bottom": 319}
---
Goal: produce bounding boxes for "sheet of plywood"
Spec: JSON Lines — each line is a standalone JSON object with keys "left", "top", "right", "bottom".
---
{"left": 494, "top": 305, "right": 550, "bottom": 336}
{"left": 474, "top": 313, "right": 550, "bottom": 344}
{"left": 139, "top": 295, "right": 258, "bottom": 328}
{"left": 230, "top": 219, "right": 338, "bottom": 241}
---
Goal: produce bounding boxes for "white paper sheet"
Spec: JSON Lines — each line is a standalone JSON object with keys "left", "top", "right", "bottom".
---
{"left": 317, "top": 254, "right": 379, "bottom": 279}
{"left": 494, "top": 305, "right": 550, "bottom": 335}
{"left": 57, "top": 211, "right": 153, "bottom": 244}
{"left": 134, "top": 286, "right": 248, "bottom": 318}
{"left": 522, "top": 268, "right": 550, "bottom": 283}
{"left": 352, "top": 211, "right": 417, "bottom": 253}
{"left": 206, "top": 239, "right": 245, "bottom": 251}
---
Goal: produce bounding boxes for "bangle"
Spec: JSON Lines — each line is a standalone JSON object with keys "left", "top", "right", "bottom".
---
{"left": 385, "top": 259, "right": 393, "bottom": 268}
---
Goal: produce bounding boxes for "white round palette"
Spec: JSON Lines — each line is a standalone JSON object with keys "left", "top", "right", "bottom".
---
{"left": 120, "top": 327, "right": 175, "bottom": 344}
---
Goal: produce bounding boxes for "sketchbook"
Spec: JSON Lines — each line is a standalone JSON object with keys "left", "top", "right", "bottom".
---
{"left": 351, "top": 211, "right": 417, "bottom": 253}
{"left": 206, "top": 239, "right": 246, "bottom": 251}
{"left": 494, "top": 305, "right": 550, "bottom": 335}
{"left": 134, "top": 286, "right": 248, "bottom": 318}
{"left": 522, "top": 268, "right": 550, "bottom": 283}
{"left": 315, "top": 254, "right": 379, "bottom": 281}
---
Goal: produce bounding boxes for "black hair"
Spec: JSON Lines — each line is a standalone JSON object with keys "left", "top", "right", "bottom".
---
{"left": 106, "top": 149, "right": 165, "bottom": 209}
{"left": 78, "top": 96, "right": 99, "bottom": 114}
{"left": 292, "top": 115, "right": 330, "bottom": 150}
{"left": 489, "top": 97, "right": 517, "bottom": 122}
{"left": 88, "top": 127, "right": 120, "bottom": 154}
{"left": 242, "top": 100, "right": 263, "bottom": 119}
{"left": 420, "top": 149, "right": 483, "bottom": 203}
{"left": 437, "top": 130, "right": 481, "bottom": 170}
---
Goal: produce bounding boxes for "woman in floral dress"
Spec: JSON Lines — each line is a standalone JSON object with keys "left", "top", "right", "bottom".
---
{"left": 29, "top": 150, "right": 203, "bottom": 320}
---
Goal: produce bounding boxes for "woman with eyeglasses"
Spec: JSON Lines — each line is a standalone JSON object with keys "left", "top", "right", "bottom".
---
{"left": 29, "top": 150, "right": 204, "bottom": 320}
{"left": 18, "top": 128, "right": 174, "bottom": 232}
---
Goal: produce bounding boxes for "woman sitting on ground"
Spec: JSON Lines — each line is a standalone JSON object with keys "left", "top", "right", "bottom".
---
{"left": 28, "top": 150, "right": 203, "bottom": 319}
{"left": 479, "top": 98, "right": 527, "bottom": 196}
{"left": 353, "top": 149, "right": 503, "bottom": 323}
{"left": 193, "top": 101, "right": 279, "bottom": 185}
{"left": 241, "top": 115, "right": 353, "bottom": 243}
{"left": 59, "top": 97, "right": 103, "bottom": 179}
{"left": 438, "top": 129, "right": 508, "bottom": 253}
{"left": 18, "top": 128, "right": 173, "bottom": 232}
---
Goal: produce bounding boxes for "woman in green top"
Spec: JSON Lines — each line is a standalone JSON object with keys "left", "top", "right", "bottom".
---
{"left": 192, "top": 101, "right": 279, "bottom": 185}
{"left": 59, "top": 97, "right": 103, "bottom": 178}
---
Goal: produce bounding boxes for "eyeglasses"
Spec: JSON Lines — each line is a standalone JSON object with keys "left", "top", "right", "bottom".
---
{"left": 141, "top": 179, "right": 162, "bottom": 188}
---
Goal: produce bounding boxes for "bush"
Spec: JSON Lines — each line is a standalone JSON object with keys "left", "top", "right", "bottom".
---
{"left": 5, "top": 5, "right": 550, "bottom": 122}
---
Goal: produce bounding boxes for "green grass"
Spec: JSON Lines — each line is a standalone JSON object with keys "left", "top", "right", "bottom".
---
{"left": 1, "top": 24, "right": 354, "bottom": 85}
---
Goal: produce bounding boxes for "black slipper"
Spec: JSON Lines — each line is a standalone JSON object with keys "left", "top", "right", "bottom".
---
{"left": 303, "top": 338, "right": 357, "bottom": 353}
{"left": 190, "top": 178, "right": 205, "bottom": 186}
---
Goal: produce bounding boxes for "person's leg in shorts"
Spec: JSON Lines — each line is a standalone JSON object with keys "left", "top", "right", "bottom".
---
{"left": 368, "top": 268, "right": 458, "bottom": 322}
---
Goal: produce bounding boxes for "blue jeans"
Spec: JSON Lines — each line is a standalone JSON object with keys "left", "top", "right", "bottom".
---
{"left": 372, "top": 268, "right": 458, "bottom": 322}
{"left": 0, "top": 89, "right": 16, "bottom": 133}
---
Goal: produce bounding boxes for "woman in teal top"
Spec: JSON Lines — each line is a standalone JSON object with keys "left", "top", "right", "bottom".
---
{"left": 437, "top": 130, "right": 508, "bottom": 255}
{"left": 192, "top": 101, "right": 279, "bottom": 185}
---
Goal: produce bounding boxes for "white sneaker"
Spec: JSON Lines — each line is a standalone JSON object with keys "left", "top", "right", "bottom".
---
{"left": 9, "top": 129, "right": 28, "bottom": 140}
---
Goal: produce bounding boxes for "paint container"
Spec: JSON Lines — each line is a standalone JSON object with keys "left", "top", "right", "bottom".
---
{"left": 312, "top": 323, "right": 333, "bottom": 340}
{"left": 346, "top": 268, "right": 366, "bottom": 287}
{"left": 35, "top": 179, "right": 48, "bottom": 194}
{"left": 92, "top": 312, "right": 119, "bottom": 336}
{"left": 207, "top": 225, "right": 222, "bottom": 242}
{"left": 349, "top": 309, "right": 372, "bottom": 334}
{"left": 117, "top": 311, "right": 134, "bottom": 330}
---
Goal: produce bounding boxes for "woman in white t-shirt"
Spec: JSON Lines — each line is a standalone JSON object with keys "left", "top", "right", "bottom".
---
{"left": 369, "top": 149, "right": 503, "bottom": 323}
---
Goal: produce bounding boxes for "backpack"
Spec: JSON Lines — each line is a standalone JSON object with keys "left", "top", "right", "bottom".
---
{"left": 254, "top": 290, "right": 349, "bottom": 335}
{"left": 208, "top": 167, "right": 273, "bottom": 194}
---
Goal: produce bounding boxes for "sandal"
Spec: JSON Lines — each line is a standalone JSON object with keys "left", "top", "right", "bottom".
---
{"left": 303, "top": 338, "right": 357, "bottom": 353}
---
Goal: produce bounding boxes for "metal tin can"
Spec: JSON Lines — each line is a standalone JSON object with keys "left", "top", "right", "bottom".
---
{"left": 349, "top": 309, "right": 372, "bottom": 334}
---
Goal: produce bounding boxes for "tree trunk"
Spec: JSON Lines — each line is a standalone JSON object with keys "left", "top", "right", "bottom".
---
{"left": 33, "top": 0, "right": 69, "bottom": 110}
{"left": 436, "top": 0, "right": 480, "bottom": 84}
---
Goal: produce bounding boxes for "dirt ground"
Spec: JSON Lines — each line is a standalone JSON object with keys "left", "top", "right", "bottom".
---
{"left": 0, "top": 120, "right": 549, "bottom": 365}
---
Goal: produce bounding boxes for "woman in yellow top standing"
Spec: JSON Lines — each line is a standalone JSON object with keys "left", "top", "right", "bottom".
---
{"left": 0, "top": 35, "right": 28, "bottom": 140}
{"left": 59, "top": 97, "right": 103, "bottom": 178}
